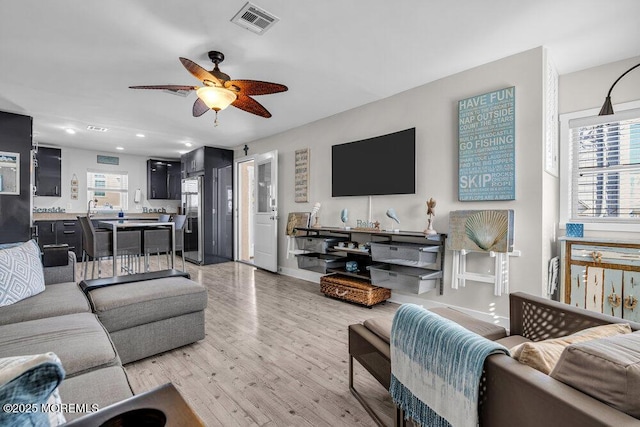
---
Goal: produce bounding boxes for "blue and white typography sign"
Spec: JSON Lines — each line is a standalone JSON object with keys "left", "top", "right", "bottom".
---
{"left": 458, "top": 87, "right": 515, "bottom": 201}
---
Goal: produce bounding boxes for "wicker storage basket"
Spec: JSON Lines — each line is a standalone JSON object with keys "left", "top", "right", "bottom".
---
{"left": 320, "top": 275, "right": 391, "bottom": 307}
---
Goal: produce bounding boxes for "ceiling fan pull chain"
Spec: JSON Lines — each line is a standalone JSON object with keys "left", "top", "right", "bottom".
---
{"left": 214, "top": 110, "right": 219, "bottom": 127}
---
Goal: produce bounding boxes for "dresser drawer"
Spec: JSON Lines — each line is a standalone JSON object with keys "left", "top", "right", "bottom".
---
{"left": 570, "top": 244, "right": 640, "bottom": 267}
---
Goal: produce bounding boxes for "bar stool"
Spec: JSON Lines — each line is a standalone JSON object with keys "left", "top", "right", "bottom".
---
{"left": 78, "top": 216, "right": 142, "bottom": 279}
{"left": 173, "top": 214, "right": 187, "bottom": 271}
{"left": 143, "top": 228, "right": 171, "bottom": 271}
{"left": 117, "top": 231, "right": 143, "bottom": 274}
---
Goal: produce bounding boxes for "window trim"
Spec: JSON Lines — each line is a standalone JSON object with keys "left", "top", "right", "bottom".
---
{"left": 560, "top": 99, "right": 640, "bottom": 232}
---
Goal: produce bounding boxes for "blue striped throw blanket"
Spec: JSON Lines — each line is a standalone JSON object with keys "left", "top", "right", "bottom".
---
{"left": 390, "top": 304, "right": 509, "bottom": 427}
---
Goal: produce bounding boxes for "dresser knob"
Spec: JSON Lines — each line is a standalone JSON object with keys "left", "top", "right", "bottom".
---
{"left": 591, "top": 251, "right": 603, "bottom": 263}
{"left": 608, "top": 293, "right": 622, "bottom": 308}
{"left": 624, "top": 296, "right": 638, "bottom": 311}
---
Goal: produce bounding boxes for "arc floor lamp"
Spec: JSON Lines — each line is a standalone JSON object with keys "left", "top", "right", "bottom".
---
{"left": 599, "top": 62, "right": 640, "bottom": 116}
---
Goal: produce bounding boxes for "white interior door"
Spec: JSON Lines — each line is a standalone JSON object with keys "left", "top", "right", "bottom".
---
{"left": 253, "top": 150, "right": 278, "bottom": 272}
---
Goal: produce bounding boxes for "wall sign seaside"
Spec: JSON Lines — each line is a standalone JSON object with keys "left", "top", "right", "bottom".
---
{"left": 458, "top": 87, "right": 515, "bottom": 201}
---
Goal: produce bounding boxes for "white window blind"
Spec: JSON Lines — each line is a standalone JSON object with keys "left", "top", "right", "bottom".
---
{"left": 569, "top": 108, "right": 640, "bottom": 221}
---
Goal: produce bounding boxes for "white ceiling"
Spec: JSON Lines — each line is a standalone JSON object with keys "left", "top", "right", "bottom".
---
{"left": 1, "top": 0, "right": 639, "bottom": 158}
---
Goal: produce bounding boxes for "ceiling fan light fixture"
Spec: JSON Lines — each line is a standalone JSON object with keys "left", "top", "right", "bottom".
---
{"left": 196, "top": 86, "right": 237, "bottom": 111}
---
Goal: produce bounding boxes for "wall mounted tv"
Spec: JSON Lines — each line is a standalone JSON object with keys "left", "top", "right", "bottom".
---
{"left": 332, "top": 127, "right": 416, "bottom": 197}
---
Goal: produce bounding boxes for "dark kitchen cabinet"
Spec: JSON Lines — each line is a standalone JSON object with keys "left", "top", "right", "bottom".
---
{"left": 147, "top": 159, "right": 181, "bottom": 200}
{"left": 181, "top": 146, "right": 234, "bottom": 265}
{"left": 35, "top": 147, "right": 62, "bottom": 197}
{"left": 167, "top": 162, "right": 181, "bottom": 200}
{"left": 35, "top": 221, "right": 57, "bottom": 247}
{"left": 34, "top": 219, "right": 82, "bottom": 261}
{"left": 181, "top": 148, "right": 205, "bottom": 178}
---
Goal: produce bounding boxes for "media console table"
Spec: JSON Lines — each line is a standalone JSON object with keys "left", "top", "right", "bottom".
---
{"left": 294, "top": 227, "right": 447, "bottom": 302}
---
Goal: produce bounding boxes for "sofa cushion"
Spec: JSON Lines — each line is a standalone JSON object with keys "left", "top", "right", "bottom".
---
{"left": 511, "top": 323, "right": 631, "bottom": 374}
{"left": 0, "top": 352, "right": 66, "bottom": 426}
{"left": 0, "top": 281, "right": 90, "bottom": 326}
{"left": 363, "top": 316, "right": 393, "bottom": 344}
{"left": 87, "top": 277, "right": 207, "bottom": 332}
{"left": 0, "top": 312, "right": 120, "bottom": 377}
{"left": 362, "top": 307, "right": 506, "bottom": 344}
{"left": 0, "top": 240, "right": 45, "bottom": 307}
{"left": 430, "top": 306, "right": 507, "bottom": 340}
{"left": 550, "top": 331, "right": 640, "bottom": 419}
{"left": 58, "top": 366, "right": 134, "bottom": 421}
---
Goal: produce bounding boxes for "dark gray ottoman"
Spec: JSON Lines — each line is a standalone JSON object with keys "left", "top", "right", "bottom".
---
{"left": 84, "top": 276, "right": 208, "bottom": 364}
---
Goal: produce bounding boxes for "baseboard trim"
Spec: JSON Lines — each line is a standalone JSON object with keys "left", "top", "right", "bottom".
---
{"left": 278, "top": 266, "right": 323, "bottom": 283}
{"left": 277, "top": 266, "right": 509, "bottom": 329}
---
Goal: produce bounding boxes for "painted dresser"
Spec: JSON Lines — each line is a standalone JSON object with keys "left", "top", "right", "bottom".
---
{"left": 561, "top": 237, "right": 640, "bottom": 322}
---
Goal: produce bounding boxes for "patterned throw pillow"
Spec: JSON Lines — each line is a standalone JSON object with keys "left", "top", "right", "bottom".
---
{"left": 0, "top": 240, "right": 45, "bottom": 307}
{"left": 0, "top": 352, "right": 66, "bottom": 426}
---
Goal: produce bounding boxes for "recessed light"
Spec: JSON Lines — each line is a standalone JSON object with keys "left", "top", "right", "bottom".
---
{"left": 185, "top": 142, "right": 193, "bottom": 147}
{"left": 116, "top": 146, "right": 124, "bottom": 150}
{"left": 65, "top": 128, "right": 76, "bottom": 135}
{"left": 136, "top": 133, "right": 145, "bottom": 138}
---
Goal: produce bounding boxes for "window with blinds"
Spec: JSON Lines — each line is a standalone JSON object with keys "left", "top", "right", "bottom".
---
{"left": 569, "top": 108, "right": 640, "bottom": 221}
{"left": 87, "top": 170, "right": 128, "bottom": 210}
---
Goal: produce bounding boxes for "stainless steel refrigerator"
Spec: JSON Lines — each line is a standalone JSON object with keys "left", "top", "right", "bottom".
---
{"left": 182, "top": 176, "right": 203, "bottom": 264}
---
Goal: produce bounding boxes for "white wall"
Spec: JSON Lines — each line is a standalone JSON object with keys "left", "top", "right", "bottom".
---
{"left": 559, "top": 56, "right": 640, "bottom": 114}
{"left": 558, "top": 55, "right": 640, "bottom": 241}
{"left": 33, "top": 146, "right": 181, "bottom": 214}
{"left": 235, "top": 47, "right": 551, "bottom": 321}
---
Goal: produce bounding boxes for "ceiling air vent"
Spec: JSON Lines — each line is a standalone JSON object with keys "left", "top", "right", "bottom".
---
{"left": 87, "top": 125, "right": 108, "bottom": 132}
{"left": 231, "top": 2, "right": 279, "bottom": 35}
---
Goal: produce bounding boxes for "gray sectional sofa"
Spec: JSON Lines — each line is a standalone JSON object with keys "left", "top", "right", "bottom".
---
{"left": 0, "top": 252, "right": 207, "bottom": 423}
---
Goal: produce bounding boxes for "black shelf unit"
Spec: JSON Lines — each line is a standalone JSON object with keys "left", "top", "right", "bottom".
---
{"left": 294, "top": 226, "right": 447, "bottom": 295}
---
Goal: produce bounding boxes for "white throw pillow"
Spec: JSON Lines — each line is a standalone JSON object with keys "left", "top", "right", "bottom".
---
{"left": 0, "top": 240, "right": 46, "bottom": 307}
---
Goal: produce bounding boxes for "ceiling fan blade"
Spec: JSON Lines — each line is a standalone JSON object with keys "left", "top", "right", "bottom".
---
{"left": 193, "top": 98, "right": 209, "bottom": 117}
{"left": 179, "top": 57, "right": 222, "bottom": 86}
{"left": 231, "top": 95, "right": 272, "bottom": 118}
{"left": 225, "top": 80, "right": 288, "bottom": 96}
{"left": 128, "top": 85, "right": 197, "bottom": 91}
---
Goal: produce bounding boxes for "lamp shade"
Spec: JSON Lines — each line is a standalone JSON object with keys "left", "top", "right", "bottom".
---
{"left": 599, "top": 96, "right": 614, "bottom": 116}
{"left": 196, "top": 86, "right": 237, "bottom": 111}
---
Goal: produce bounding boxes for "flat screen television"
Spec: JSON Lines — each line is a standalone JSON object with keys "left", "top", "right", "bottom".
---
{"left": 332, "top": 127, "right": 416, "bottom": 197}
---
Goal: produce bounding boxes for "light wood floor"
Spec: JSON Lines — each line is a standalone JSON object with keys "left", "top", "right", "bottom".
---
{"left": 84, "top": 258, "right": 399, "bottom": 426}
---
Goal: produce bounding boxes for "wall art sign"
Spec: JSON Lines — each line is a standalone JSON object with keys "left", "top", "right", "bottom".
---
{"left": 458, "top": 86, "right": 515, "bottom": 201}
{"left": 0, "top": 151, "right": 20, "bottom": 195}
{"left": 70, "top": 173, "right": 79, "bottom": 199}
{"left": 97, "top": 155, "right": 119, "bottom": 165}
{"left": 294, "top": 148, "right": 310, "bottom": 203}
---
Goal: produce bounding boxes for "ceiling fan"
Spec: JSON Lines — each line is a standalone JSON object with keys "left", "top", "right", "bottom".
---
{"left": 129, "top": 51, "right": 288, "bottom": 125}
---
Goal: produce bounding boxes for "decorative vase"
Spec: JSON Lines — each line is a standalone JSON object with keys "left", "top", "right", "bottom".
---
{"left": 425, "top": 218, "right": 437, "bottom": 235}
{"left": 312, "top": 216, "right": 321, "bottom": 228}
